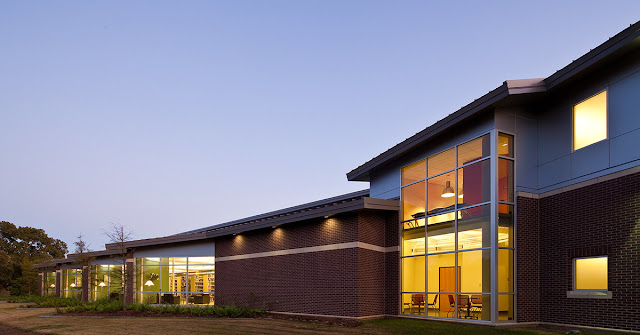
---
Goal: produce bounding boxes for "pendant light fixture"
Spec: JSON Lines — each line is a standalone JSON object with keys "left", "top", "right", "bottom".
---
{"left": 441, "top": 181, "right": 455, "bottom": 198}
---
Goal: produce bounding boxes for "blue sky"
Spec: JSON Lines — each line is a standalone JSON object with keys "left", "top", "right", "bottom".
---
{"left": 1, "top": 1, "right": 638, "bottom": 251}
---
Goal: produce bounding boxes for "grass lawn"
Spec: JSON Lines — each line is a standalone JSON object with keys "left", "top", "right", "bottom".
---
{"left": 0, "top": 301, "right": 620, "bottom": 334}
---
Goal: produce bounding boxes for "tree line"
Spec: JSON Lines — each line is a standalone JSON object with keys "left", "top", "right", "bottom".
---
{"left": 0, "top": 221, "right": 68, "bottom": 295}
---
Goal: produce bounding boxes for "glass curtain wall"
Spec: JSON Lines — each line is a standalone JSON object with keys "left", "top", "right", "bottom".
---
{"left": 62, "top": 269, "right": 82, "bottom": 299}
{"left": 135, "top": 257, "right": 214, "bottom": 305}
{"left": 89, "top": 264, "right": 123, "bottom": 301}
{"left": 400, "top": 132, "right": 515, "bottom": 323}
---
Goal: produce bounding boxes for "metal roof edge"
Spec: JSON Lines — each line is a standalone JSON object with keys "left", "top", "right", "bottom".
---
{"left": 545, "top": 21, "right": 640, "bottom": 90}
{"left": 346, "top": 21, "right": 640, "bottom": 183}
{"left": 178, "top": 189, "right": 370, "bottom": 235}
{"left": 346, "top": 82, "right": 510, "bottom": 181}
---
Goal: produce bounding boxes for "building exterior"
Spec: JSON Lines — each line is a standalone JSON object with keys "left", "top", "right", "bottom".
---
{"left": 36, "top": 21, "right": 640, "bottom": 331}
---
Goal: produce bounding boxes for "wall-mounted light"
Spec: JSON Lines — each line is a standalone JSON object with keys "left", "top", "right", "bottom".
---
{"left": 324, "top": 216, "right": 329, "bottom": 219}
{"left": 272, "top": 225, "right": 282, "bottom": 229}
{"left": 441, "top": 181, "right": 455, "bottom": 198}
{"left": 144, "top": 280, "right": 154, "bottom": 287}
{"left": 69, "top": 283, "right": 76, "bottom": 288}
{"left": 98, "top": 281, "right": 106, "bottom": 287}
{"left": 50, "top": 284, "right": 55, "bottom": 288}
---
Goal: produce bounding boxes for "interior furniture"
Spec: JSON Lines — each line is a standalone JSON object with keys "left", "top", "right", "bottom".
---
{"left": 426, "top": 294, "right": 438, "bottom": 314}
{"left": 470, "top": 294, "right": 482, "bottom": 317}
{"left": 403, "top": 293, "right": 425, "bottom": 314}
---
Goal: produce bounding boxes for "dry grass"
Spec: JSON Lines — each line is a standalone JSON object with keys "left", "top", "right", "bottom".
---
{"left": 0, "top": 301, "right": 620, "bottom": 335}
{"left": 0, "top": 302, "right": 382, "bottom": 335}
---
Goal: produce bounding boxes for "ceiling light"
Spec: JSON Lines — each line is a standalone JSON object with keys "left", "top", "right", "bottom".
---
{"left": 441, "top": 181, "right": 455, "bottom": 198}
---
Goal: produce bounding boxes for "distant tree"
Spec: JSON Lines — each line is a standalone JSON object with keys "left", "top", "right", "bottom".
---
{"left": 72, "top": 233, "right": 93, "bottom": 301}
{"left": 0, "top": 221, "right": 67, "bottom": 295}
{"left": 0, "top": 250, "right": 12, "bottom": 290}
{"left": 103, "top": 223, "right": 133, "bottom": 311}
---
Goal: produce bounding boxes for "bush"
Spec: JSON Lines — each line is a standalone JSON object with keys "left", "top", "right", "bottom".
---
{"left": 7, "top": 296, "right": 81, "bottom": 308}
{"left": 59, "top": 301, "right": 266, "bottom": 318}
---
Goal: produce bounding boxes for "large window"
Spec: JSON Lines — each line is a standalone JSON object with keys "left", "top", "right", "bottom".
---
{"left": 574, "top": 256, "right": 607, "bottom": 291}
{"left": 573, "top": 90, "right": 607, "bottom": 150}
{"left": 43, "top": 271, "right": 56, "bottom": 296}
{"left": 62, "top": 268, "right": 82, "bottom": 299}
{"left": 135, "top": 257, "right": 215, "bottom": 305}
{"left": 400, "top": 132, "right": 514, "bottom": 322}
{"left": 90, "top": 264, "right": 123, "bottom": 301}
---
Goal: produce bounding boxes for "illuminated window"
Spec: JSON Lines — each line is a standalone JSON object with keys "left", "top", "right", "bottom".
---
{"left": 573, "top": 90, "right": 607, "bottom": 150}
{"left": 574, "top": 256, "right": 607, "bottom": 290}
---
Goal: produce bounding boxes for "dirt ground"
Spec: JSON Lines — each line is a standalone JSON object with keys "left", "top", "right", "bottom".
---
{"left": 0, "top": 301, "right": 620, "bottom": 335}
{"left": 0, "top": 302, "right": 384, "bottom": 335}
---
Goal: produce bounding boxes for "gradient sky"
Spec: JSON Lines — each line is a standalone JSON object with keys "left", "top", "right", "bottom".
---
{"left": 1, "top": 1, "right": 639, "bottom": 252}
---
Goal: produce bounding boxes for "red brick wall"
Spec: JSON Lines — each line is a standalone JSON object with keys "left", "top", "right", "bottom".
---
{"left": 538, "top": 172, "right": 640, "bottom": 331}
{"left": 516, "top": 196, "right": 540, "bottom": 322}
{"left": 215, "top": 213, "right": 359, "bottom": 257}
{"left": 215, "top": 210, "right": 399, "bottom": 317}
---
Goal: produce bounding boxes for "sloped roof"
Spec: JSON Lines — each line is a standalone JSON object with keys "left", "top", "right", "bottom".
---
{"left": 346, "top": 20, "right": 640, "bottom": 182}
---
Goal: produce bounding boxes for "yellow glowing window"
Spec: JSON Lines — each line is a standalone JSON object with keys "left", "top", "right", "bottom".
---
{"left": 574, "top": 256, "right": 607, "bottom": 290}
{"left": 573, "top": 90, "right": 607, "bottom": 150}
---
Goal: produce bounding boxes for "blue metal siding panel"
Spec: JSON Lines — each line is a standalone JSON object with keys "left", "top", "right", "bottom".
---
{"left": 610, "top": 128, "right": 640, "bottom": 167}
{"left": 609, "top": 68, "right": 640, "bottom": 138}
{"left": 516, "top": 115, "right": 538, "bottom": 189}
{"left": 537, "top": 105, "right": 571, "bottom": 165}
{"left": 570, "top": 140, "right": 609, "bottom": 178}
{"left": 538, "top": 155, "right": 571, "bottom": 189}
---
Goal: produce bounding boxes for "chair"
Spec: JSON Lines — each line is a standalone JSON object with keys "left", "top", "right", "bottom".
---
{"left": 447, "top": 294, "right": 455, "bottom": 317}
{"left": 457, "top": 295, "right": 471, "bottom": 318}
{"left": 447, "top": 294, "right": 471, "bottom": 318}
{"left": 470, "top": 295, "right": 482, "bottom": 318}
{"left": 426, "top": 294, "right": 438, "bottom": 315}
{"left": 403, "top": 294, "right": 425, "bottom": 314}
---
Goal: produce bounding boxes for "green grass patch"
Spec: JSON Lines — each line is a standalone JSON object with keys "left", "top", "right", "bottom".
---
{"left": 365, "top": 318, "right": 543, "bottom": 335}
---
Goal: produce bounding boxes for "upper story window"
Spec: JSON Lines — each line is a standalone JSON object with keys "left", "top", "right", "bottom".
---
{"left": 573, "top": 90, "right": 607, "bottom": 151}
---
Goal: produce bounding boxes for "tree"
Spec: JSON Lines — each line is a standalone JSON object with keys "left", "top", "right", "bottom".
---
{"left": 103, "top": 223, "right": 133, "bottom": 311}
{"left": 72, "top": 233, "right": 93, "bottom": 301}
{"left": 0, "top": 221, "right": 68, "bottom": 295}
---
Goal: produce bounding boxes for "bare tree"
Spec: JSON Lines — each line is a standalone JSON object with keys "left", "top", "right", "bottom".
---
{"left": 72, "top": 233, "right": 93, "bottom": 301}
{"left": 103, "top": 223, "right": 133, "bottom": 311}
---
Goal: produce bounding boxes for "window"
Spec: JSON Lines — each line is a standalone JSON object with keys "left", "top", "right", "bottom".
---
{"left": 574, "top": 256, "right": 607, "bottom": 290}
{"left": 573, "top": 90, "right": 607, "bottom": 150}
{"left": 135, "top": 257, "right": 215, "bottom": 305}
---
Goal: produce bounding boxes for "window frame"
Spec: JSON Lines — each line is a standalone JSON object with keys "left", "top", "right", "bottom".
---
{"left": 572, "top": 255, "right": 608, "bottom": 292}
{"left": 572, "top": 89, "right": 608, "bottom": 152}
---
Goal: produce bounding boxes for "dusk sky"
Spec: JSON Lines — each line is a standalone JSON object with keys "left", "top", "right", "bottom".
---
{"left": 1, "top": 1, "right": 639, "bottom": 252}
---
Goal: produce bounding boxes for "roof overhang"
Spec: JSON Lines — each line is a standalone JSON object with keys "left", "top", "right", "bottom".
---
{"left": 347, "top": 21, "right": 640, "bottom": 182}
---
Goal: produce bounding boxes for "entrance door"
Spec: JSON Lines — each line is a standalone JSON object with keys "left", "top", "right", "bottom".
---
{"left": 439, "top": 266, "right": 460, "bottom": 314}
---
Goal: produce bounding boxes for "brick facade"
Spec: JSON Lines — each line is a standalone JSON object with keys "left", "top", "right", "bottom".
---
{"left": 215, "top": 210, "right": 398, "bottom": 318}
{"left": 516, "top": 196, "right": 540, "bottom": 322}
{"left": 517, "top": 172, "right": 640, "bottom": 331}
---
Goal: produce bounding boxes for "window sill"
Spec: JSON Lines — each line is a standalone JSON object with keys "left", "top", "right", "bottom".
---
{"left": 566, "top": 290, "right": 612, "bottom": 299}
